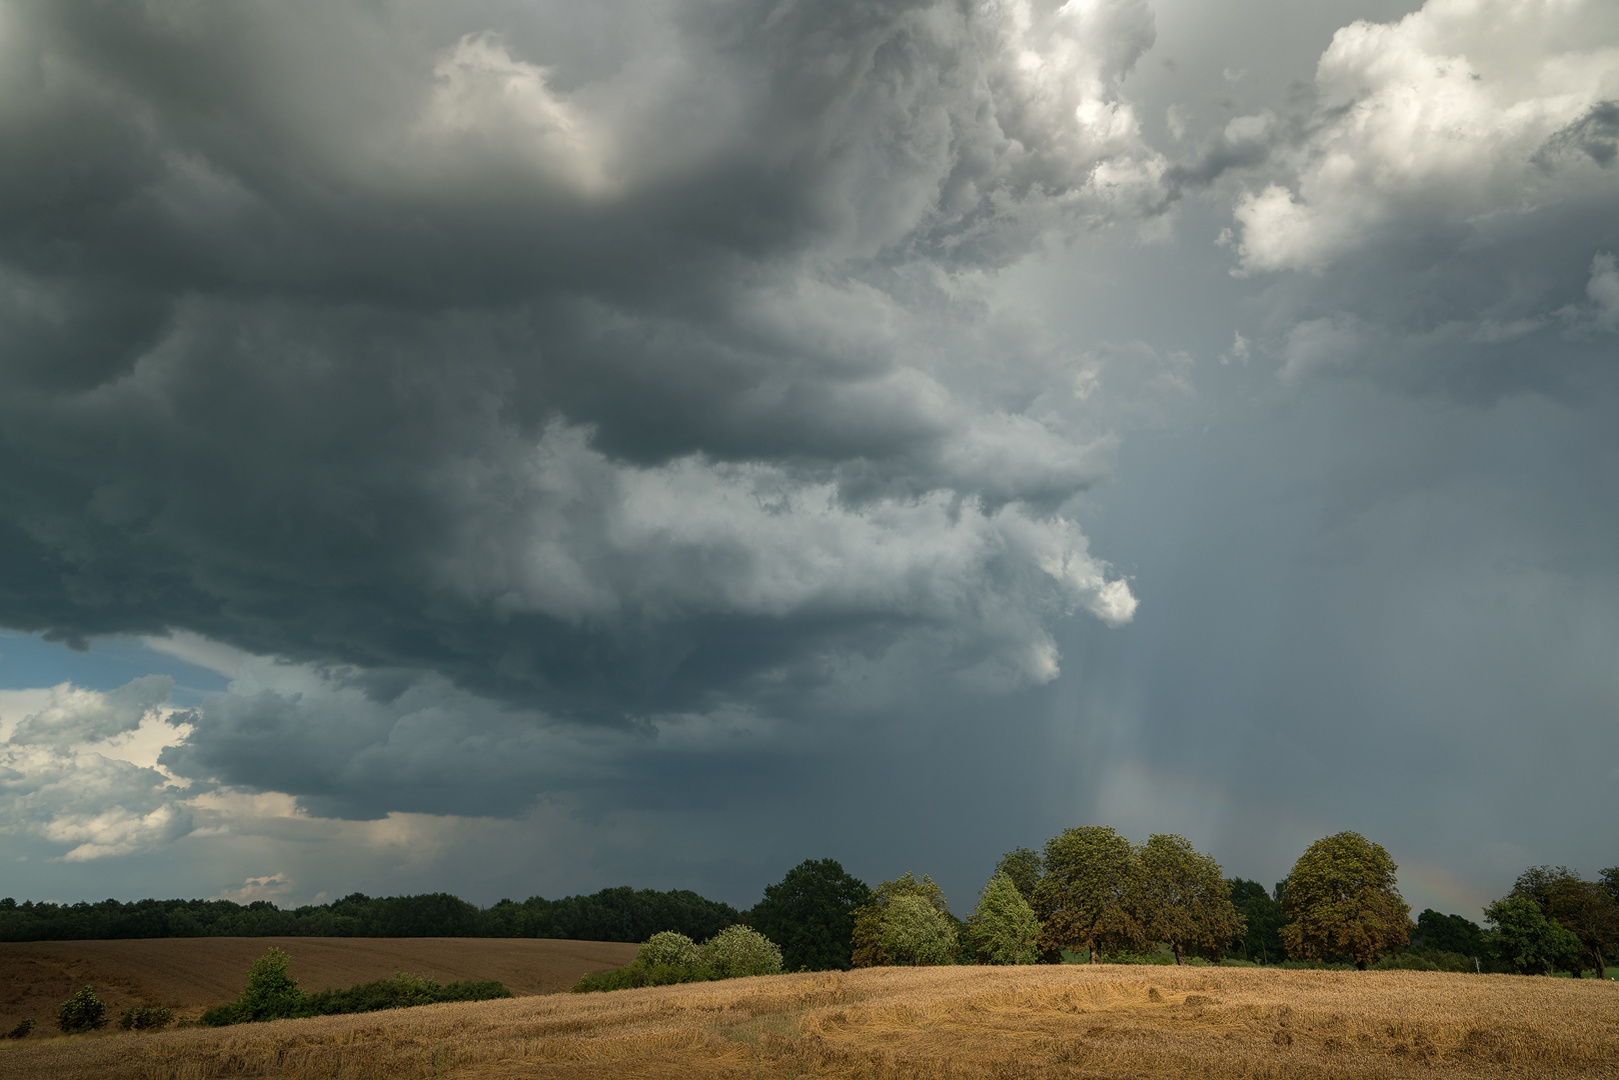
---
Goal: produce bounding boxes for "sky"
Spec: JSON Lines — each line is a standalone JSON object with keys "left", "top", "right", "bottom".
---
{"left": 1, "top": 0, "right": 1616, "bottom": 920}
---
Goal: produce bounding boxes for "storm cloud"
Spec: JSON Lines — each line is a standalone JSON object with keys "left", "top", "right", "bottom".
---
{"left": 1, "top": 0, "right": 1617, "bottom": 914}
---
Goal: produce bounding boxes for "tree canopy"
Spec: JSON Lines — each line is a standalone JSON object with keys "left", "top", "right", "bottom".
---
{"left": 1507, "top": 866, "right": 1619, "bottom": 978}
{"left": 993, "top": 848, "right": 1043, "bottom": 906}
{"left": 1279, "top": 831, "right": 1411, "bottom": 969}
{"left": 850, "top": 873, "right": 953, "bottom": 968}
{"left": 1226, "top": 878, "right": 1287, "bottom": 963}
{"left": 969, "top": 872, "right": 1042, "bottom": 965}
{"left": 748, "top": 858, "right": 872, "bottom": 972}
{"left": 1485, "top": 896, "right": 1582, "bottom": 976}
{"left": 1033, "top": 826, "right": 1142, "bottom": 962}
{"left": 1135, "top": 834, "right": 1244, "bottom": 964}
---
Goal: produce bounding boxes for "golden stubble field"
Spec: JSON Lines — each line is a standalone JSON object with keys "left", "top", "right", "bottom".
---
{"left": 2, "top": 963, "right": 1616, "bottom": 1080}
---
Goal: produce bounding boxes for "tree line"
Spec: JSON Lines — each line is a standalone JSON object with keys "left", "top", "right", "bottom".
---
{"left": 747, "top": 830, "right": 1619, "bottom": 977}
{"left": 0, "top": 886, "right": 739, "bottom": 944}
{"left": 5, "top": 828, "right": 1613, "bottom": 978}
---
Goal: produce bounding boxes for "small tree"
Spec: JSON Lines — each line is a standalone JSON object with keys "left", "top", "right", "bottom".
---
{"left": 1034, "top": 826, "right": 1143, "bottom": 963}
{"left": 881, "top": 895, "right": 956, "bottom": 966}
{"left": 236, "top": 947, "right": 307, "bottom": 1021}
{"left": 749, "top": 858, "right": 872, "bottom": 971}
{"left": 701, "top": 925, "right": 783, "bottom": 978}
{"left": 1136, "top": 834, "right": 1244, "bottom": 964}
{"left": 56, "top": 986, "right": 108, "bottom": 1033}
{"left": 1485, "top": 896, "right": 1582, "bottom": 975}
{"left": 851, "top": 873, "right": 952, "bottom": 967}
{"left": 970, "top": 872, "right": 1042, "bottom": 964}
{"left": 1280, "top": 832, "right": 1411, "bottom": 969}
{"left": 1508, "top": 867, "right": 1619, "bottom": 978}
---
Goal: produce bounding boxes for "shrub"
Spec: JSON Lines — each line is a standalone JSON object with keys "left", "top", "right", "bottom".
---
{"left": 4, "top": 1018, "right": 34, "bottom": 1039}
{"left": 1373, "top": 952, "right": 1439, "bottom": 971}
{"left": 702, "top": 924, "right": 784, "bottom": 978}
{"left": 118, "top": 1004, "right": 175, "bottom": 1030}
{"left": 56, "top": 986, "right": 108, "bottom": 1033}
{"left": 303, "top": 973, "right": 512, "bottom": 1016}
{"left": 637, "top": 931, "right": 703, "bottom": 972}
{"left": 1217, "top": 957, "right": 1259, "bottom": 967}
{"left": 235, "top": 947, "right": 307, "bottom": 1021}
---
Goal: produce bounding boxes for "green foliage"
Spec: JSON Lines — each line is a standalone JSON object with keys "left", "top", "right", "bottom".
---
{"left": 850, "top": 873, "right": 953, "bottom": 968}
{"left": 879, "top": 895, "right": 956, "bottom": 967}
{"left": 1280, "top": 832, "right": 1411, "bottom": 968}
{"left": 749, "top": 859, "right": 871, "bottom": 972}
{"left": 1033, "top": 826, "right": 1142, "bottom": 962}
{"left": 701, "top": 924, "right": 784, "bottom": 978}
{"left": 969, "top": 872, "right": 1042, "bottom": 965}
{"left": 117, "top": 1004, "right": 174, "bottom": 1030}
{"left": 1226, "top": 879, "right": 1287, "bottom": 963}
{"left": 637, "top": 930, "right": 702, "bottom": 971}
{"left": 302, "top": 974, "right": 512, "bottom": 1015}
{"left": 1485, "top": 895, "right": 1583, "bottom": 976}
{"left": 574, "top": 925, "right": 782, "bottom": 990}
{"left": 1136, "top": 834, "right": 1244, "bottom": 965}
{"left": 4, "top": 1018, "right": 35, "bottom": 1039}
{"left": 1508, "top": 867, "right": 1619, "bottom": 977}
{"left": 237, "top": 947, "right": 306, "bottom": 1022}
{"left": 993, "top": 848, "right": 1043, "bottom": 906}
{"left": 56, "top": 986, "right": 108, "bottom": 1033}
{"left": 0, "top": 886, "right": 740, "bottom": 945}
{"left": 1413, "top": 909, "right": 1485, "bottom": 957}
{"left": 203, "top": 954, "right": 513, "bottom": 1025}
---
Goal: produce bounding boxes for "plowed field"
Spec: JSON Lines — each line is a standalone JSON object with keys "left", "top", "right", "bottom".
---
{"left": 0, "top": 936, "right": 637, "bottom": 1032}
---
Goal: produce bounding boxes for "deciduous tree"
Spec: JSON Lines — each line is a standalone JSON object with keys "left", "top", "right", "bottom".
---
{"left": 749, "top": 858, "right": 871, "bottom": 971}
{"left": 1033, "top": 826, "right": 1142, "bottom": 963}
{"left": 994, "top": 848, "right": 1043, "bottom": 906}
{"left": 880, "top": 895, "right": 956, "bottom": 966}
{"left": 1280, "top": 832, "right": 1411, "bottom": 969}
{"left": 850, "top": 873, "right": 952, "bottom": 967}
{"left": 1508, "top": 866, "right": 1619, "bottom": 978}
{"left": 1485, "top": 896, "right": 1582, "bottom": 976}
{"left": 1135, "top": 834, "right": 1244, "bottom": 965}
{"left": 969, "top": 872, "right": 1042, "bottom": 965}
{"left": 1227, "top": 878, "right": 1286, "bottom": 963}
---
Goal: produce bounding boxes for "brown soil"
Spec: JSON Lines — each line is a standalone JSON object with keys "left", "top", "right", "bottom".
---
{"left": 2, "top": 964, "right": 1616, "bottom": 1079}
{"left": 0, "top": 937, "right": 637, "bottom": 1031}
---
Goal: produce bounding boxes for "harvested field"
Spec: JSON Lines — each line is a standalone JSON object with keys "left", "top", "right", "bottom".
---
{"left": 0, "top": 937, "right": 637, "bottom": 1034}
{"left": 2, "top": 963, "right": 1615, "bottom": 1079}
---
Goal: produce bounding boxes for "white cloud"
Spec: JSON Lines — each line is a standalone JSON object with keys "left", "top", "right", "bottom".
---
{"left": 1232, "top": 0, "right": 1619, "bottom": 275}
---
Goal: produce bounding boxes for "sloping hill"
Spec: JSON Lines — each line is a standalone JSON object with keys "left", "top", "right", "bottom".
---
{"left": 0, "top": 937, "right": 637, "bottom": 1031}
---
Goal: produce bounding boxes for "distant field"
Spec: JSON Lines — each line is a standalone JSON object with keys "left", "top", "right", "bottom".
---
{"left": 0, "top": 936, "right": 638, "bottom": 1034}
{"left": 3, "top": 963, "right": 1616, "bottom": 1079}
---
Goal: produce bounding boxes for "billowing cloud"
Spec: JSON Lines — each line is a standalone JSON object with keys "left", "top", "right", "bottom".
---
{"left": 0, "top": 0, "right": 1158, "bottom": 724}
{"left": 1216, "top": 0, "right": 1619, "bottom": 394}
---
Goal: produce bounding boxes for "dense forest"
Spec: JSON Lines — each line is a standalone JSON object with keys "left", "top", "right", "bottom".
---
{"left": 0, "top": 887, "right": 738, "bottom": 944}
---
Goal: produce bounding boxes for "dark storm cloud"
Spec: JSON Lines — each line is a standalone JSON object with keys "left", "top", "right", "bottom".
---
{"left": 0, "top": 0, "right": 1152, "bottom": 720}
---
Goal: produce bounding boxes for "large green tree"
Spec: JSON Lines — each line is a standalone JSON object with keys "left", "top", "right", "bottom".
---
{"left": 850, "top": 873, "right": 953, "bottom": 968}
{"left": 1485, "top": 896, "right": 1582, "bottom": 975}
{"left": 1414, "top": 909, "right": 1486, "bottom": 958}
{"left": 1033, "top": 826, "right": 1142, "bottom": 963}
{"left": 880, "top": 895, "right": 956, "bottom": 966}
{"left": 1135, "top": 834, "right": 1244, "bottom": 965}
{"left": 969, "top": 872, "right": 1042, "bottom": 965}
{"left": 749, "top": 859, "right": 872, "bottom": 972}
{"left": 1508, "top": 866, "right": 1619, "bottom": 978}
{"left": 1280, "top": 832, "right": 1411, "bottom": 969}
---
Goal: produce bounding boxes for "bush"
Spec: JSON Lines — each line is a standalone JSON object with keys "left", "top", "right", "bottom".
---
{"left": 5, "top": 1018, "right": 35, "bottom": 1039}
{"left": 1216, "top": 958, "right": 1259, "bottom": 967}
{"left": 879, "top": 896, "right": 955, "bottom": 967}
{"left": 303, "top": 973, "right": 512, "bottom": 1016}
{"left": 637, "top": 931, "right": 702, "bottom": 972}
{"left": 56, "top": 986, "right": 108, "bottom": 1033}
{"left": 117, "top": 1004, "right": 175, "bottom": 1030}
{"left": 1372, "top": 952, "right": 1439, "bottom": 971}
{"left": 702, "top": 924, "right": 784, "bottom": 978}
{"left": 235, "top": 947, "right": 306, "bottom": 1021}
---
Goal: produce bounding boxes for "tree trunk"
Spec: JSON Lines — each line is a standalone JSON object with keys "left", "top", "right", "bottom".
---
{"left": 1088, "top": 941, "right": 1099, "bottom": 965}
{"left": 1173, "top": 942, "right": 1184, "bottom": 965}
{"left": 1356, "top": 959, "right": 1367, "bottom": 971}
